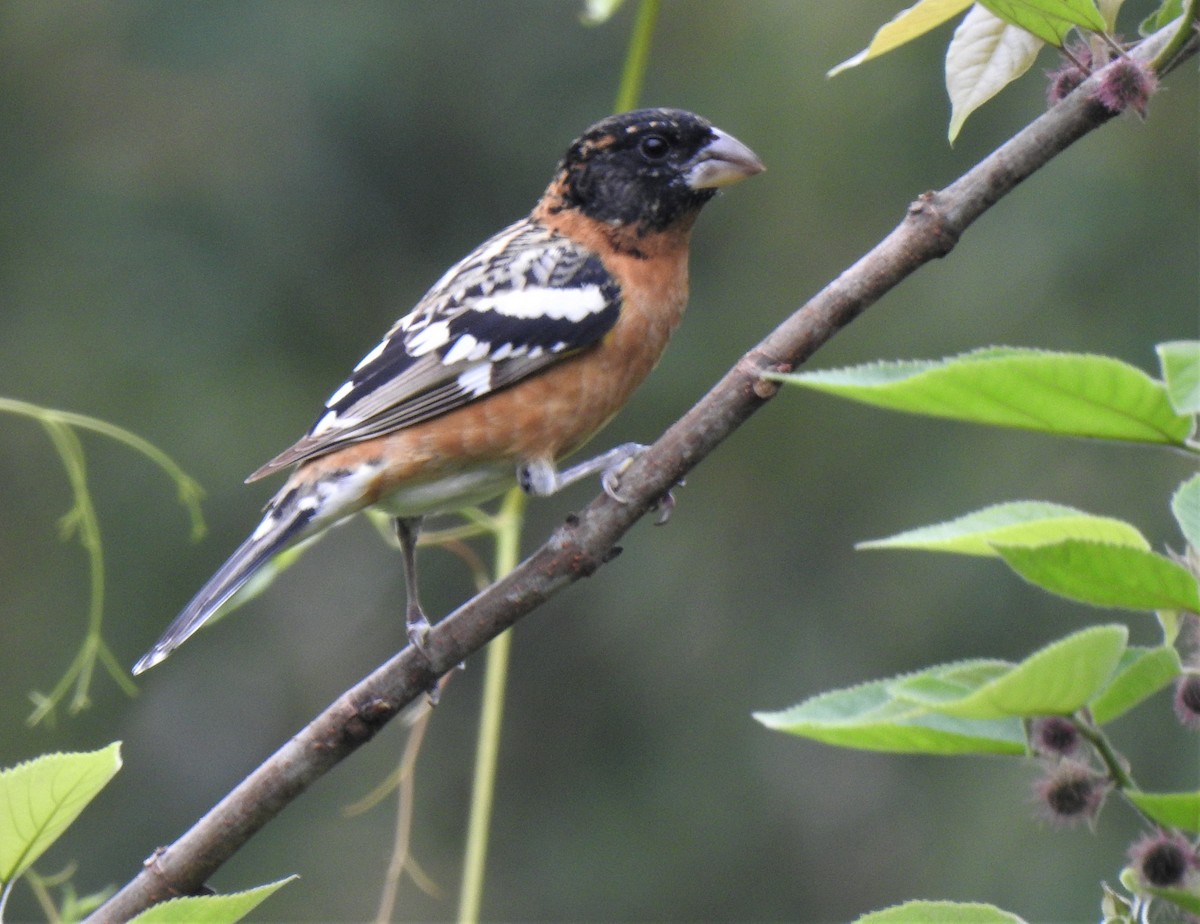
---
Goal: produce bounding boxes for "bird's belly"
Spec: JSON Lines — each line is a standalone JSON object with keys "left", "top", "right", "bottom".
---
{"left": 371, "top": 460, "right": 516, "bottom": 519}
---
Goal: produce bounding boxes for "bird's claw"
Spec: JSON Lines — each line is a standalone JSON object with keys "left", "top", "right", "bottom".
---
{"left": 601, "top": 456, "right": 636, "bottom": 503}
{"left": 407, "top": 608, "right": 431, "bottom": 656}
{"left": 406, "top": 611, "right": 446, "bottom": 703}
{"left": 651, "top": 485, "right": 681, "bottom": 525}
{"left": 601, "top": 451, "right": 684, "bottom": 524}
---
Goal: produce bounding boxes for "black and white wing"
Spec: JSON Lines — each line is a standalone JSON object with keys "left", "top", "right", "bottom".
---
{"left": 248, "top": 219, "right": 622, "bottom": 481}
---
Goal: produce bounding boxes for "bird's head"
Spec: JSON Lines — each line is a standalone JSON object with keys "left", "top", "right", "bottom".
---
{"left": 545, "top": 108, "right": 764, "bottom": 235}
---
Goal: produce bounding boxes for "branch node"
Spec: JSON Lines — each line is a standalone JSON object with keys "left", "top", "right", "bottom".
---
{"left": 737, "top": 349, "right": 793, "bottom": 402}
{"left": 140, "top": 846, "right": 166, "bottom": 873}
{"left": 342, "top": 695, "right": 398, "bottom": 745}
{"left": 907, "top": 191, "right": 960, "bottom": 257}
{"left": 138, "top": 846, "right": 207, "bottom": 901}
{"left": 751, "top": 359, "right": 793, "bottom": 399}
{"left": 570, "top": 549, "right": 601, "bottom": 577}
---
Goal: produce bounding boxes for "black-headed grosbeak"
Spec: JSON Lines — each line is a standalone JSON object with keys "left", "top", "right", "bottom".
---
{"left": 133, "top": 108, "right": 763, "bottom": 675}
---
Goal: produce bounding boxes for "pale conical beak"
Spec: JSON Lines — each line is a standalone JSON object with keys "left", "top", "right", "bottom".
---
{"left": 685, "top": 127, "right": 765, "bottom": 190}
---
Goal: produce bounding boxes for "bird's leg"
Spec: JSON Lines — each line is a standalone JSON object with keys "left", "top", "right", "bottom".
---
{"left": 518, "top": 443, "right": 646, "bottom": 498}
{"left": 516, "top": 444, "right": 680, "bottom": 524}
{"left": 393, "top": 515, "right": 431, "bottom": 653}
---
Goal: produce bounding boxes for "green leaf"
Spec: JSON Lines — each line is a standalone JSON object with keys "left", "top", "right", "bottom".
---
{"left": 1158, "top": 609, "right": 1183, "bottom": 647}
{"left": 128, "top": 876, "right": 298, "bottom": 924}
{"left": 755, "top": 673, "right": 1026, "bottom": 755}
{"left": 775, "top": 347, "right": 1193, "bottom": 446}
{"left": 994, "top": 540, "right": 1200, "bottom": 611}
{"left": 893, "top": 625, "right": 1127, "bottom": 718}
{"left": 1172, "top": 474, "right": 1200, "bottom": 549}
{"left": 1156, "top": 340, "right": 1200, "bottom": 414}
{"left": 1094, "top": 0, "right": 1123, "bottom": 31}
{"left": 947, "top": 5, "right": 1044, "bottom": 142}
{"left": 858, "top": 501, "right": 1149, "bottom": 556}
{"left": 0, "top": 743, "right": 122, "bottom": 885}
{"left": 889, "top": 660, "right": 1010, "bottom": 707}
{"left": 856, "top": 900, "right": 1027, "bottom": 924}
{"left": 1126, "top": 790, "right": 1200, "bottom": 832}
{"left": 977, "top": 0, "right": 1108, "bottom": 44}
{"left": 829, "top": 0, "right": 973, "bottom": 76}
{"left": 1089, "top": 645, "right": 1182, "bottom": 724}
{"left": 1140, "top": 0, "right": 1185, "bottom": 36}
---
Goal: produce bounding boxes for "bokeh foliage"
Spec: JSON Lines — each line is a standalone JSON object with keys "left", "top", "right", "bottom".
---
{"left": 0, "top": 3, "right": 1195, "bottom": 921}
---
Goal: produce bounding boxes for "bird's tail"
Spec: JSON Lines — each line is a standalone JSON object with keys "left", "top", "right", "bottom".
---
{"left": 132, "top": 484, "right": 322, "bottom": 675}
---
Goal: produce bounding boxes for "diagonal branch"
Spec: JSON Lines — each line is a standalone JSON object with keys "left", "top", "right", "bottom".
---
{"left": 88, "top": 22, "right": 1196, "bottom": 924}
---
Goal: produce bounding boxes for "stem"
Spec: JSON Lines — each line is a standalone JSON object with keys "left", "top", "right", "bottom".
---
{"left": 1072, "top": 717, "right": 1137, "bottom": 791}
{"left": 458, "top": 2, "right": 661, "bottom": 908}
{"left": 22, "top": 869, "right": 63, "bottom": 924}
{"left": 613, "top": 0, "right": 661, "bottom": 112}
{"left": 1071, "top": 717, "right": 1169, "bottom": 829}
{"left": 456, "top": 488, "right": 526, "bottom": 924}
{"left": 1059, "top": 43, "right": 1090, "bottom": 71}
{"left": 0, "top": 396, "right": 200, "bottom": 721}
{"left": 0, "top": 397, "right": 205, "bottom": 540}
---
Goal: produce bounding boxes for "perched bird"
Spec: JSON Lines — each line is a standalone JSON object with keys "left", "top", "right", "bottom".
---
{"left": 133, "top": 108, "right": 763, "bottom": 675}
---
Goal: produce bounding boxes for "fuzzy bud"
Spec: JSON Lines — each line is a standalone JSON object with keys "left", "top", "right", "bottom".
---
{"left": 1046, "top": 64, "right": 1087, "bottom": 106}
{"left": 1030, "top": 716, "right": 1081, "bottom": 758}
{"left": 1093, "top": 57, "right": 1158, "bottom": 117}
{"left": 1045, "top": 41, "right": 1094, "bottom": 107}
{"left": 1174, "top": 674, "right": 1200, "bottom": 729}
{"left": 1034, "top": 760, "right": 1107, "bottom": 827}
{"left": 1129, "top": 830, "right": 1198, "bottom": 888}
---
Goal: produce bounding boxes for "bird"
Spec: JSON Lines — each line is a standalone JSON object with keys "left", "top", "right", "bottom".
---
{"left": 132, "top": 108, "right": 764, "bottom": 675}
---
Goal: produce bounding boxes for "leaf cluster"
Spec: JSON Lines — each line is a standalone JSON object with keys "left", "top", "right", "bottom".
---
{"left": 761, "top": 342, "right": 1200, "bottom": 919}
{"left": 0, "top": 744, "right": 293, "bottom": 924}
{"left": 831, "top": 0, "right": 1191, "bottom": 140}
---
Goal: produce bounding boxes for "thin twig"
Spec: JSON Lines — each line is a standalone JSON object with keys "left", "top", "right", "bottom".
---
{"left": 372, "top": 704, "right": 437, "bottom": 924}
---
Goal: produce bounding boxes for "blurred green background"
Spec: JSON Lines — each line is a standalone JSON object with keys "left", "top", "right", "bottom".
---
{"left": 1, "top": 2, "right": 1196, "bottom": 921}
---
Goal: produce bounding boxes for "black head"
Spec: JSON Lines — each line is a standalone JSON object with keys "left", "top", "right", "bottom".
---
{"left": 548, "top": 108, "right": 763, "bottom": 234}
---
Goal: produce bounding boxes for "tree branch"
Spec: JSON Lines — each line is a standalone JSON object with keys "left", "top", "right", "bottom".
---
{"left": 89, "top": 22, "right": 1196, "bottom": 924}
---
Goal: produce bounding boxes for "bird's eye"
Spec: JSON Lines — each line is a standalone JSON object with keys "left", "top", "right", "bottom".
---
{"left": 638, "top": 134, "right": 671, "bottom": 162}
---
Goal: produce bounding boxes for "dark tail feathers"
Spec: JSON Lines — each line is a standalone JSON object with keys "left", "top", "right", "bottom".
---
{"left": 132, "top": 488, "right": 316, "bottom": 674}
